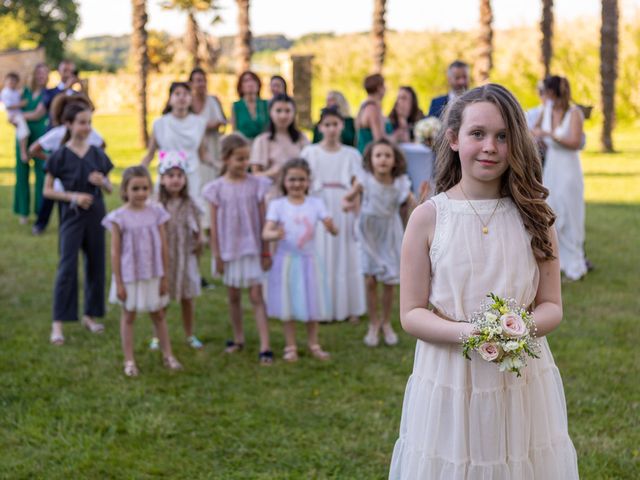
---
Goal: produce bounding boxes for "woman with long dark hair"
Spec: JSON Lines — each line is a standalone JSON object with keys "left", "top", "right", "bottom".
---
{"left": 388, "top": 86, "right": 424, "bottom": 143}
{"left": 141, "top": 82, "right": 210, "bottom": 213}
{"left": 250, "top": 94, "right": 309, "bottom": 199}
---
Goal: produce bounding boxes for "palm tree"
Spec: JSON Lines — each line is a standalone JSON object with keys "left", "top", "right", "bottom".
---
{"left": 131, "top": 0, "right": 149, "bottom": 147}
{"left": 372, "top": 0, "right": 386, "bottom": 73}
{"left": 235, "top": 0, "right": 252, "bottom": 74}
{"left": 161, "top": 0, "right": 218, "bottom": 70}
{"left": 475, "top": 0, "right": 493, "bottom": 84}
{"left": 600, "top": 0, "right": 618, "bottom": 152}
{"left": 541, "top": 0, "right": 553, "bottom": 78}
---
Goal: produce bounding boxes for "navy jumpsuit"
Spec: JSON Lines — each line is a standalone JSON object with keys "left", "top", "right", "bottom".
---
{"left": 45, "top": 145, "right": 113, "bottom": 322}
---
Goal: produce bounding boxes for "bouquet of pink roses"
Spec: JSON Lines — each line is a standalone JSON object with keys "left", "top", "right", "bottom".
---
{"left": 462, "top": 293, "right": 540, "bottom": 376}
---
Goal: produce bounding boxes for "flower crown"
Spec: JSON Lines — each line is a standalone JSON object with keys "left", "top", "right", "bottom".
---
{"left": 158, "top": 150, "right": 188, "bottom": 175}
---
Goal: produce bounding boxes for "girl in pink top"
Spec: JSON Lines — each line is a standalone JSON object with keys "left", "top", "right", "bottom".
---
{"left": 250, "top": 94, "right": 309, "bottom": 199}
{"left": 202, "top": 133, "right": 273, "bottom": 365}
{"left": 103, "top": 166, "right": 182, "bottom": 377}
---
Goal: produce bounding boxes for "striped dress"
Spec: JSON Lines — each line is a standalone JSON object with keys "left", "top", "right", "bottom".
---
{"left": 265, "top": 196, "right": 331, "bottom": 322}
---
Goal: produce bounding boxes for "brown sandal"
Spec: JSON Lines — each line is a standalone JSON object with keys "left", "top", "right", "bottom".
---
{"left": 123, "top": 361, "right": 139, "bottom": 377}
{"left": 308, "top": 344, "right": 331, "bottom": 361}
{"left": 283, "top": 345, "right": 298, "bottom": 362}
{"left": 163, "top": 356, "right": 183, "bottom": 371}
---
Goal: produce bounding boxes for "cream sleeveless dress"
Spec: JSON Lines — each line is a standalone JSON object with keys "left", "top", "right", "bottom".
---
{"left": 542, "top": 104, "right": 587, "bottom": 280}
{"left": 389, "top": 193, "right": 579, "bottom": 480}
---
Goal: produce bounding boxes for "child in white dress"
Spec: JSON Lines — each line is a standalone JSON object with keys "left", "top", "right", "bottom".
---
{"left": 389, "top": 84, "right": 578, "bottom": 479}
{"left": 301, "top": 107, "right": 366, "bottom": 322}
{"left": 344, "top": 138, "right": 415, "bottom": 347}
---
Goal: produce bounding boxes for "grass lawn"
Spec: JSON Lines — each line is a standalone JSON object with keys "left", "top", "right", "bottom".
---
{"left": 0, "top": 115, "right": 638, "bottom": 479}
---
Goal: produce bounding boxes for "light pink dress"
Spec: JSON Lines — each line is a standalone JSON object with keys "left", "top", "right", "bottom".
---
{"left": 102, "top": 203, "right": 171, "bottom": 312}
{"left": 202, "top": 175, "right": 271, "bottom": 288}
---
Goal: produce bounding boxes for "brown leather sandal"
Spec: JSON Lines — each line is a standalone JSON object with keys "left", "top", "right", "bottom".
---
{"left": 283, "top": 345, "right": 298, "bottom": 362}
{"left": 308, "top": 344, "right": 331, "bottom": 361}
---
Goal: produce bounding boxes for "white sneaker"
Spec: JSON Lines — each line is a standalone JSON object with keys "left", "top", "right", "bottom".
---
{"left": 363, "top": 329, "right": 380, "bottom": 347}
{"left": 149, "top": 337, "right": 160, "bottom": 351}
{"left": 382, "top": 327, "right": 399, "bottom": 346}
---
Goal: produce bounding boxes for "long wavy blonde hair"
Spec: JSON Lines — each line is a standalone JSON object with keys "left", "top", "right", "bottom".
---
{"left": 434, "top": 83, "right": 556, "bottom": 261}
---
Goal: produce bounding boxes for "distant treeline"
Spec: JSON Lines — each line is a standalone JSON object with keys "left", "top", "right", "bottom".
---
{"left": 68, "top": 17, "right": 639, "bottom": 125}
{"left": 68, "top": 33, "right": 296, "bottom": 72}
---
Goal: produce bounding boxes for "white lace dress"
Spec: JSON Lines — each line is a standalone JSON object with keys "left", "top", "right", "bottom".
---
{"left": 302, "top": 144, "right": 366, "bottom": 320}
{"left": 542, "top": 104, "right": 587, "bottom": 280}
{"left": 389, "top": 193, "right": 579, "bottom": 480}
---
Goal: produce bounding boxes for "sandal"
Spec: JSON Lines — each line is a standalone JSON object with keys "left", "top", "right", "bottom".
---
{"left": 258, "top": 350, "right": 274, "bottom": 366}
{"left": 123, "top": 361, "right": 139, "bottom": 377}
{"left": 308, "top": 344, "right": 331, "bottom": 361}
{"left": 224, "top": 340, "right": 244, "bottom": 354}
{"left": 283, "top": 345, "right": 298, "bottom": 363}
{"left": 81, "top": 316, "right": 105, "bottom": 334}
{"left": 163, "top": 356, "right": 183, "bottom": 371}
{"left": 49, "top": 332, "right": 65, "bottom": 346}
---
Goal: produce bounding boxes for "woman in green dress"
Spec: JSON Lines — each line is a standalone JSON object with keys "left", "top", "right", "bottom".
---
{"left": 14, "top": 63, "right": 49, "bottom": 224}
{"left": 231, "top": 71, "right": 269, "bottom": 140}
{"left": 312, "top": 90, "right": 356, "bottom": 147}
{"left": 355, "top": 73, "right": 393, "bottom": 154}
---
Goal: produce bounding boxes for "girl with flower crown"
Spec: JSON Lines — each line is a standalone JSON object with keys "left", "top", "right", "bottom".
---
{"left": 389, "top": 84, "right": 578, "bottom": 478}
{"left": 151, "top": 151, "right": 204, "bottom": 350}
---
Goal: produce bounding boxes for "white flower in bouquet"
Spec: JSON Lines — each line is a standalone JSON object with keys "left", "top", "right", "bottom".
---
{"left": 462, "top": 293, "right": 540, "bottom": 376}
{"left": 414, "top": 117, "right": 442, "bottom": 147}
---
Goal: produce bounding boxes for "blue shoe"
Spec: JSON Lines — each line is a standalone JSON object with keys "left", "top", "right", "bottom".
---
{"left": 149, "top": 337, "right": 160, "bottom": 351}
{"left": 187, "top": 335, "right": 203, "bottom": 349}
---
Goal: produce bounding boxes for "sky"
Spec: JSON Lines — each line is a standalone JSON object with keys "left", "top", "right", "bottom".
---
{"left": 75, "top": 0, "right": 640, "bottom": 40}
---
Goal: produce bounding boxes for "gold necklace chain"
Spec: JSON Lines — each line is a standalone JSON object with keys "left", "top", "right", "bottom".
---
{"left": 459, "top": 184, "right": 501, "bottom": 235}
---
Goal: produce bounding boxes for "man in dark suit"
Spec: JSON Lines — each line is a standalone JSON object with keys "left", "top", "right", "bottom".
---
{"left": 427, "top": 60, "right": 470, "bottom": 118}
{"left": 31, "top": 59, "right": 78, "bottom": 235}
{"left": 41, "top": 59, "right": 77, "bottom": 127}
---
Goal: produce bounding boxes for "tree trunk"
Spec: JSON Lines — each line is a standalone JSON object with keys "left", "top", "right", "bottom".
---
{"left": 541, "top": 0, "right": 554, "bottom": 78}
{"left": 372, "top": 0, "right": 386, "bottom": 74}
{"left": 235, "top": 0, "right": 252, "bottom": 74}
{"left": 600, "top": 0, "right": 618, "bottom": 152}
{"left": 131, "top": 0, "right": 149, "bottom": 147}
{"left": 186, "top": 11, "right": 200, "bottom": 70}
{"left": 475, "top": 0, "right": 493, "bottom": 84}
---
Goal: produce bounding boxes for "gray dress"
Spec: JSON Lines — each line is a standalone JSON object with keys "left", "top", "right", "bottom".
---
{"left": 356, "top": 171, "right": 411, "bottom": 284}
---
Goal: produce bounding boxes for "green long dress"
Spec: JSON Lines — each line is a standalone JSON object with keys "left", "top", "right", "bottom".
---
{"left": 312, "top": 117, "right": 356, "bottom": 147}
{"left": 356, "top": 120, "right": 394, "bottom": 154}
{"left": 13, "top": 88, "right": 47, "bottom": 217}
{"left": 232, "top": 98, "right": 269, "bottom": 140}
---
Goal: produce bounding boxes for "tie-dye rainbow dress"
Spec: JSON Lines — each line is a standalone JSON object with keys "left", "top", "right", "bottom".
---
{"left": 265, "top": 196, "right": 331, "bottom": 322}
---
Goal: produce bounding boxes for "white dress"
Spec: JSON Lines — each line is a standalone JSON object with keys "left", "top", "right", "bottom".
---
{"left": 195, "top": 96, "right": 226, "bottom": 229}
{"left": 356, "top": 171, "right": 411, "bottom": 285}
{"left": 542, "top": 104, "right": 587, "bottom": 280}
{"left": 389, "top": 193, "right": 578, "bottom": 480}
{"left": 302, "top": 144, "right": 366, "bottom": 320}
{"left": 153, "top": 113, "right": 207, "bottom": 213}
